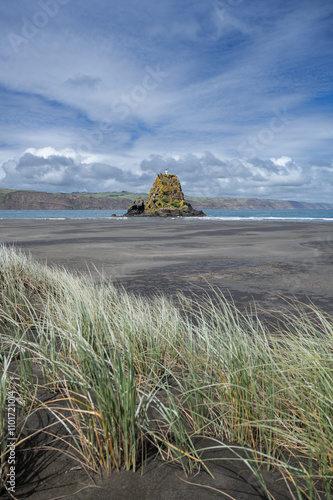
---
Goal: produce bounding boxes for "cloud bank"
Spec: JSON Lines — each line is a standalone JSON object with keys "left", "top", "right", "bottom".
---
{"left": 1, "top": 148, "right": 332, "bottom": 203}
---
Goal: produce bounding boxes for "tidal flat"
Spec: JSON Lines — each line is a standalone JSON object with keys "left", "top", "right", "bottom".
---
{"left": 0, "top": 219, "right": 332, "bottom": 311}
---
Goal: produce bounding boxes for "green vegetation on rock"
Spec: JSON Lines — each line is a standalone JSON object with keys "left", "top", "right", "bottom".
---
{"left": 144, "top": 173, "right": 186, "bottom": 212}
{"left": 124, "top": 173, "right": 206, "bottom": 217}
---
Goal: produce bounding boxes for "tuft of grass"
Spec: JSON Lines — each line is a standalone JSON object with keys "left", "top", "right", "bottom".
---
{"left": 0, "top": 245, "right": 332, "bottom": 498}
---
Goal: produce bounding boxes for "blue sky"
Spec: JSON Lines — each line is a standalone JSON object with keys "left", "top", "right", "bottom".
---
{"left": 0, "top": 0, "right": 332, "bottom": 201}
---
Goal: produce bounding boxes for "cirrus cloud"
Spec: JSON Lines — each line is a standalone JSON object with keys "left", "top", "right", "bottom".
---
{"left": 0, "top": 0, "right": 332, "bottom": 203}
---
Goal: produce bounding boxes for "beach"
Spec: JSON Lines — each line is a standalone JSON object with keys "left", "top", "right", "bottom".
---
{"left": 1, "top": 219, "right": 333, "bottom": 500}
{"left": 1, "top": 219, "right": 332, "bottom": 312}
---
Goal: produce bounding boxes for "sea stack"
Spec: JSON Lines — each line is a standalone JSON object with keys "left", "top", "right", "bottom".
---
{"left": 124, "top": 173, "right": 206, "bottom": 217}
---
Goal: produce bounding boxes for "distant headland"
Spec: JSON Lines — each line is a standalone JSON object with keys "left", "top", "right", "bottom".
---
{"left": 0, "top": 187, "right": 332, "bottom": 211}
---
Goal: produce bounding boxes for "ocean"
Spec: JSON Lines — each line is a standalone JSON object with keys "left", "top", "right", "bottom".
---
{"left": 1, "top": 209, "right": 333, "bottom": 222}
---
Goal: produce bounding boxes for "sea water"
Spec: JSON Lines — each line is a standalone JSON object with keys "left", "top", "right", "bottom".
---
{"left": 0, "top": 209, "right": 333, "bottom": 222}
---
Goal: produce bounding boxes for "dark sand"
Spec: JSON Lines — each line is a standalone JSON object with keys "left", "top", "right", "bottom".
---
{"left": 1, "top": 219, "right": 333, "bottom": 499}
{"left": 1, "top": 219, "right": 332, "bottom": 311}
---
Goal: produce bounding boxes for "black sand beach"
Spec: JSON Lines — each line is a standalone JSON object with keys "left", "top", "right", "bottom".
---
{"left": 1, "top": 219, "right": 333, "bottom": 499}
{"left": 1, "top": 219, "right": 332, "bottom": 312}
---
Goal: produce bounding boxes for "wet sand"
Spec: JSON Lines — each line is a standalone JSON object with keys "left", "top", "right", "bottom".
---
{"left": 1, "top": 218, "right": 333, "bottom": 499}
{"left": 1, "top": 218, "right": 332, "bottom": 311}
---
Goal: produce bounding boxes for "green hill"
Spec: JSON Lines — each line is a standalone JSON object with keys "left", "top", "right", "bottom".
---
{"left": 0, "top": 188, "right": 331, "bottom": 210}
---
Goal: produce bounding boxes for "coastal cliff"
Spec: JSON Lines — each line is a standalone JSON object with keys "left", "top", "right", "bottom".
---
{"left": 0, "top": 189, "right": 134, "bottom": 210}
{"left": 0, "top": 188, "right": 332, "bottom": 210}
{"left": 186, "top": 197, "right": 333, "bottom": 210}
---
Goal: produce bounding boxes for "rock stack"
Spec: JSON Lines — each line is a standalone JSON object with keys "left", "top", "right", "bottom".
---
{"left": 124, "top": 173, "right": 206, "bottom": 217}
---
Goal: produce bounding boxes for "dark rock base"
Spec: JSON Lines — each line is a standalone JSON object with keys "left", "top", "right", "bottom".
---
{"left": 124, "top": 207, "right": 206, "bottom": 217}
{"left": 123, "top": 194, "right": 206, "bottom": 217}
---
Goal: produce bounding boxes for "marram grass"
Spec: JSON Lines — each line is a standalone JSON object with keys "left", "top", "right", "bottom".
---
{"left": 0, "top": 245, "right": 332, "bottom": 499}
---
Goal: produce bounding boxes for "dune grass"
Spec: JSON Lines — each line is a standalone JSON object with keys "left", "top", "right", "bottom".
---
{"left": 0, "top": 245, "right": 332, "bottom": 499}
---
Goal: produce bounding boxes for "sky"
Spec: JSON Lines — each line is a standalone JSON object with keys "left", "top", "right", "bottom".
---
{"left": 0, "top": 0, "right": 332, "bottom": 202}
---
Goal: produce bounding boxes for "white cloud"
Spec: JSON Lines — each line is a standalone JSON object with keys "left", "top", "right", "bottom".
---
{"left": 139, "top": 152, "right": 330, "bottom": 201}
{"left": 0, "top": 148, "right": 150, "bottom": 193}
{"left": 0, "top": 0, "right": 332, "bottom": 202}
{"left": 1, "top": 148, "right": 332, "bottom": 202}
{"left": 270, "top": 156, "right": 292, "bottom": 167}
{"left": 25, "top": 147, "right": 78, "bottom": 160}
